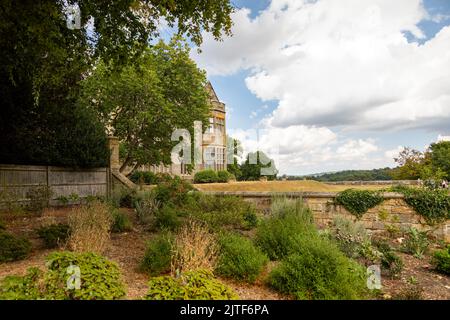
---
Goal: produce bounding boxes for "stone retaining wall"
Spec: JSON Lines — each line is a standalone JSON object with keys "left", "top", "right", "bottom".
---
{"left": 204, "top": 191, "right": 450, "bottom": 242}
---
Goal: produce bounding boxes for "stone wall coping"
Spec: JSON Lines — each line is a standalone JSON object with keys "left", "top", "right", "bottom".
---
{"left": 202, "top": 191, "right": 405, "bottom": 199}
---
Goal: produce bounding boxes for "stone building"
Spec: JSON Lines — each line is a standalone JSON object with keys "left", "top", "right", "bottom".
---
{"left": 145, "top": 82, "right": 227, "bottom": 179}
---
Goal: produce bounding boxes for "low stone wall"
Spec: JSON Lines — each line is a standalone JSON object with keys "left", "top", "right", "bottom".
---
{"left": 204, "top": 191, "right": 450, "bottom": 242}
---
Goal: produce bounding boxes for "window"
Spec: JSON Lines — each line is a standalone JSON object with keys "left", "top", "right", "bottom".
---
{"left": 208, "top": 118, "right": 214, "bottom": 133}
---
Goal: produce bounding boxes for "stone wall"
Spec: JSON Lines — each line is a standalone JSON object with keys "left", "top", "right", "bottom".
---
{"left": 204, "top": 191, "right": 450, "bottom": 242}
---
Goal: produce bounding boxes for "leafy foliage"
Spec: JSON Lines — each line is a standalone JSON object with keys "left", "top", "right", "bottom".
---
{"left": 36, "top": 224, "right": 70, "bottom": 249}
{"left": 217, "top": 170, "right": 233, "bottom": 183}
{"left": 255, "top": 198, "right": 316, "bottom": 260}
{"left": 240, "top": 151, "right": 278, "bottom": 181}
{"left": 268, "top": 238, "right": 367, "bottom": 300}
{"left": 432, "top": 245, "right": 450, "bottom": 275}
{"left": 26, "top": 186, "right": 53, "bottom": 213}
{"left": 400, "top": 227, "right": 430, "bottom": 259}
{"left": 308, "top": 168, "right": 395, "bottom": 182}
{"left": 376, "top": 241, "right": 404, "bottom": 279}
{"left": 391, "top": 185, "right": 450, "bottom": 225}
{"left": 194, "top": 170, "right": 219, "bottom": 183}
{"left": 153, "top": 176, "right": 194, "bottom": 207}
{"left": 0, "top": 230, "right": 32, "bottom": 262}
{"left": 0, "top": 252, "right": 126, "bottom": 300}
{"left": 216, "top": 233, "right": 268, "bottom": 283}
{"left": 80, "top": 39, "right": 211, "bottom": 173}
{"left": 140, "top": 233, "right": 173, "bottom": 276}
{"left": 335, "top": 189, "right": 384, "bottom": 219}
{"left": 145, "top": 270, "right": 238, "bottom": 300}
{"left": 182, "top": 193, "right": 258, "bottom": 230}
{"left": 111, "top": 210, "right": 132, "bottom": 233}
{"left": 129, "top": 171, "right": 160, "bottom": 185}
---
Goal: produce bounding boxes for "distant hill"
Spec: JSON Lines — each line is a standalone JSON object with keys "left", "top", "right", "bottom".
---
{"left": 284, "top": 167, "right": 396, "bottom": 182}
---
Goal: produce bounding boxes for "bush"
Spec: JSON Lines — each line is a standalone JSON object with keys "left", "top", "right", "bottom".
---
{"left": 268, "top": 237, "right": 367, "bottom": 300}
{"left": 171, "top": 221, "right": 218, "bottom": 275}
{"left": 0, "top": 231, "right": 32, "bottom": 262}
{"left": 67, "top": 201, "right": 112, "bottom": 254}
{"left": 145, "top": 270, "right": 238, "bottom": 300}
{"left": 432, "top": 245, "right": 450, "bottom": 275}
{"left": 135, "top": 192, "right": 159, "bottom": 226}
{"left": 391, "top": 186, "right": 450, "bottom": 225}
{"left": 111, "top": 210, "right": 132, "bottom": 233}
{"left": 194, "top": 170, "right": 218, "bottom": 184}
{"left": 400, "top": 227, "right": 429, "bottom": 259}
{"left": 129, "top": 171, "right": 160, "bottom": 185}
{"left": 335, "top": 189, "right": 384, "bottom": 219}
{"left": 255, "top": 198, "right": 316, "bottom": 260}
{"left": 140, "top": 233, "right": 173, "bottom": 276}
{"left": 216, "top": 233, "right": 268, "bottom": 283}
{"left": 36, "top": 224, "right": 70, "bottom": 249}
{"left": 153, "top": 176, "right": 193, "bottom": 206}
{"left": 183, "top": 193, "right": 258, "bottom": 230}
{"left": 0, "top": 252, "right": 126, "bottom": 300}
{"left": 329, "top": 216, "right": 381, "bottom": 263}
{"left": 217, "top": 170, "right": 232, "bottom": 183}
{"left": 110, "top": 188, "right": 138, "bottom": 209}
{"left": 376, "top": 242, "right": 404, "bottom": 279}
{"left": 26, "top": 185, "right": 53, "bottom": 213}
{"left": 155, "top": 205, "right": 181, "bottom": 231}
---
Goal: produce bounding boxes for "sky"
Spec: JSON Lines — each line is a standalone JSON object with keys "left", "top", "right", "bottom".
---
{"left": 190, "top": 0, "right": 450, "bottom": 175}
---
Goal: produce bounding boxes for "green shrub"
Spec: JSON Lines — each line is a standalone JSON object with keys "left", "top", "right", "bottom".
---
{"left": 0, "top": 267, "right": 43, "bottom": 300}
{"left": 140, "top": 233, "right": 173, "bottom": 276}
{"left": 155, "top": 205, "right": 181, "bottom": 231}
{"left": 145, "top": 269, "right": 238, "bottom": 300}
{"left": 0, "top": 252, "right": 126, "bottom": 300}
{"left": 268, "top": 237, "right": 367, "bottom": 300}
{"left": 43, "top": 251, "right": 126, "bottom": 300}
{"left": 432, "top": 245, "right": 450, "bottom": 275}
{"left": 182, "top": 193, "right": 258, "bottom": 230}
{"left": 335, "top": 189, "right": 384, "bottom": 219}
{"left": 0, "top": 231, "right": 32, "bottom": 262}
{"left": 135, "top": 192, "right": 159, "bottom": 227}
{"left": 329, "top": 216, "right": 381, "bottom": 263}
{"left": 36, "top": 224, "right": 70, "bottom": 248}
{"left": 194, "top": 170, "right": 218, "bottom": 184}
{"left": 217, "top": 170, "right": 232, "bottom": 183}
{"left": 0, "top": 219, "right": 5, "bottom": 230}
{"left": 391, "top": 186, "right": 450, "bottom": 225}
{"left": 376, "top": 241, "right": 404, "bottom": 279}
{"left": 110, "top": 188, "right": 138, "bottom": 209}
{"left": 401, "top": 227, "right": 429, "bottom": 259}
{"left": 255, "top": 198, "right": 316, "bottom": 260}
{"left": 129, "top": 171, "right": 160, "bottom": 185}
{"left": 153, "top": 176, "right": 193, "bottom": 206}
{"left": 111, "top": 210, "right": 132, "bottom": 233}
{"left": 216, "top": 233, "right": 268, "bottom": 283}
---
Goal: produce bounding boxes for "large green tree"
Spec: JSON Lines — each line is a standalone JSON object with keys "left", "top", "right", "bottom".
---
{"left": 79, "top": 39, "right": 211, "bottom": 173}
{"left": 0, "top": 0, "right": 233, "bottom": 167}
{"left": 240, "top": 151, "right": 278, "bottom": 181}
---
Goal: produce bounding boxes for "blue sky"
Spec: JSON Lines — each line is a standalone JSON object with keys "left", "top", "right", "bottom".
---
{"left": 192, "top": 0, "right": 450, "bottom": 175}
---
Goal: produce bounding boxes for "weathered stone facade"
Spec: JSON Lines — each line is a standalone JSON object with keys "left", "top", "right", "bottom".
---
{"left": 205, "top": 191, "right": 450, "bottom": 243}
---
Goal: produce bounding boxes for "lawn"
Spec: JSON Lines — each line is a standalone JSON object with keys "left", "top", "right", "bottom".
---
{"left": 194, "top": 180, "right": 385, "bottom": 193}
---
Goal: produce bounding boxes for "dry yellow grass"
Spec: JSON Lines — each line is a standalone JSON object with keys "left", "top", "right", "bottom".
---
{"left": 194, "top": 180, "right": 385, "bottom": 192}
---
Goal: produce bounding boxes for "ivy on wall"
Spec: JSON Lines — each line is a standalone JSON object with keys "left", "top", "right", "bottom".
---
{"left": 390, "top": 186, "right": 450, "bottom": 225}
{"left": 335, "top": 189, "right": 384, "bottom": 219}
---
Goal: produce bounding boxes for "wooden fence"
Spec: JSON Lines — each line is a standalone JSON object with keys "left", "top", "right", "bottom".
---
{"left": 0, "top": 164, "right": 111, "bottom": 206}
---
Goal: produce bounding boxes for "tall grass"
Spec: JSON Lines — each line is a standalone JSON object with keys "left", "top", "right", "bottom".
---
{"left": 170, "top": 220, "right": 218, "bottom": 275}
{"left": 67, "top": 201, "right": 112, "bottom": 254}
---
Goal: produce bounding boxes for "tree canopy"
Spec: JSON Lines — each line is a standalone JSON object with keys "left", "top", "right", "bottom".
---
{"left": 0, "top": 1, "right": 234, "bottom": 167}
{"left": 79, "top": 39, "right": 211, "bottom": 173}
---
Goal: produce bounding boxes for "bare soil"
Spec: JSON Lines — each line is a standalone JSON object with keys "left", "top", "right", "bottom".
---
{"left": 1, "top": 208, "right": 449, "bottom": 300}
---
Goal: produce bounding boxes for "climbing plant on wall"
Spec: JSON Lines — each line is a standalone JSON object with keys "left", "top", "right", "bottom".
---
{"left": 335, "top": 189, "right": 384, "bottom": 219}
{"left": 390, "top": 185, "right": 450, "bottom": 225}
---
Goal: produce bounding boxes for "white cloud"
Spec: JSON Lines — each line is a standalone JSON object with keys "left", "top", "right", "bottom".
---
{"left": 437, "top": 134, "right": 450, "bottom": 142}
{"left": 194, "top": 0, "right": 450, "bottom": 131}
{"left": 195, "top": 0, "right": 450, "bottom": 174}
